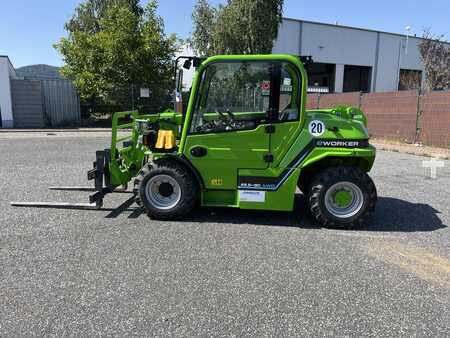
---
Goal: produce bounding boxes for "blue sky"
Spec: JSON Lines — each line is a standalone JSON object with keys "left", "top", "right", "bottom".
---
{"left": 0, "top": 0, "right": 448, "bottom": 68}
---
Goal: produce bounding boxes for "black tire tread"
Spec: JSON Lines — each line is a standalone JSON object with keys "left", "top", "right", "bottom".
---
{"left": 133, "top": 159, "right": 197, "bottom": 220}
{"left": 307, "top": 166, "right": 377, "bottom": 229}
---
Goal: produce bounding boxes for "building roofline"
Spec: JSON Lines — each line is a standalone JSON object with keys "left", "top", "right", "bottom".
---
{"left": 283, "top": 17, "right": 449, "bottom": 43}
{"left": 0, "top": 55, "right": 14, "bottom": 67}
{"left": 0, "top": 55, "right": 18, "bottom": 77}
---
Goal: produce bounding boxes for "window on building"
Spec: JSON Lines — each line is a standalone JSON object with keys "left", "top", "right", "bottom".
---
{"left": 398, "top": 69, "right": 422, "bottom": 91}
{"left": 307, "top": 63, "right": 335, "bottom": 93}
{"left": 343, "top": 65, "right": 372, "bottom": 92}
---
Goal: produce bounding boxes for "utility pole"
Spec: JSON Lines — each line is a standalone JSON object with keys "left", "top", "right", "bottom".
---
{"left": 396, "top": 25, "right": 411, "bottom": 90}
{"left": 396, "top": 40, "right": 402, "bottom": 90}
{"left": 405, "top": 26, "right": 411, "bottom": 55}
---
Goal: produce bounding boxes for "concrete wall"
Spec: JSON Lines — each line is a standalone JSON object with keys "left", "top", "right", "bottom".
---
{"left": 0, "top": 56, "right": 17, "bottom": 128}
{"left": 299, "top": 21, "right": 378, "bottom": 67}
{"left": 273, "top": 19, "right": 438, "bottom": 93}
{"left": 273, "top": 19, "right": 301, "bottom": 55}
{"left": 375, "top": 34, "right": 424, "bottom": 92}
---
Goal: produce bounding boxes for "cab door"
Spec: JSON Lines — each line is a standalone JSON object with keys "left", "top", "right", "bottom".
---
{"left": 183, "top": 61, "right": 274, "bottom": 190}
{"left": 269, "top": 62, "right": 304, "bottom": 167}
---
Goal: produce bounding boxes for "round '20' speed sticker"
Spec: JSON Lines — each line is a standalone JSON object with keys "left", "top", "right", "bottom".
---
{"left": 308, "top": 120, "right": 326, "bottom": 137}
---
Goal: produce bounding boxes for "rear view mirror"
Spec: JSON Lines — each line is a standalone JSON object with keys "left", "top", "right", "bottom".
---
{"left": 183, "top": 59, "right": 192, "bottom": 70}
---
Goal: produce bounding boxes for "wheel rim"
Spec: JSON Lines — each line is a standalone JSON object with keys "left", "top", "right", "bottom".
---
{"left": 324, "top": 182, "right": 364, "bottom": 219}
{"left": 145, "top": 175, "right": 181, "bottom": 210}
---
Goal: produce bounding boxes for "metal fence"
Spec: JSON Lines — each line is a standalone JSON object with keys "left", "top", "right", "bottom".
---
{"left": 41, "top": 79, "right": 81, "bottom": 126}
{"left": 10, "top": 78, "right": 81, "bottom": 128}
{"left": 10, "top": 79, "right": 45, "bottom": 128}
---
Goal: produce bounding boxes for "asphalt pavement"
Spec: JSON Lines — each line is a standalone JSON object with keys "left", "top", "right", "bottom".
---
{"left": 1, "top": 135, "right": 449, "bottom": 336}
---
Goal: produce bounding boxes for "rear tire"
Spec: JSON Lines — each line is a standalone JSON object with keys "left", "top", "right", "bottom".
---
{"left": 134, "top": 160, "right": 198, "bottom": 220}
{"left": 307, "top": 166, "right": 377, "bottom": 229}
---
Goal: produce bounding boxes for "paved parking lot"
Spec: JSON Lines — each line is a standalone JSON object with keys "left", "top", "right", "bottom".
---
{"left": 1, "top": 135, "right": 449, "bottom": 336}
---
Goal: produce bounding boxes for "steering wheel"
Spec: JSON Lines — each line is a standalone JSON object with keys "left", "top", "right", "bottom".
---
{"left": 225, "top": 109, "right": 236, "bottom": 121}
{"left": 215, "top": 109, "right": 228, "bottom": 120}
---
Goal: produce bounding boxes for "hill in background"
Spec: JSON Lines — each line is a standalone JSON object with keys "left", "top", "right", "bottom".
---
{"left": 16, "top": 64, "right": 62, "bottom": 79}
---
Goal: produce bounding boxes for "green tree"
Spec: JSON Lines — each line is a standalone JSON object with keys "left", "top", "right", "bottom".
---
{"left": 419, "top": 29, "right": 450, "bottom": 91}
{"left": 190, "top": 0, "right": 217, "bottom": 56}
{"left": 191, "top": 0, "right": 284, "bottom": 56}
{"left": 55, "top": 0, "right": 179, "bottom": 111}
{"left": 65, "top": 0, "right": 143, "bottom": 34}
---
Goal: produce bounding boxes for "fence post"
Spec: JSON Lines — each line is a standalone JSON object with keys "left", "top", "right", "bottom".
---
{"left": 317, "top": 94, "right": 321, "bottom": 109}
{"left": 413, "top": 88, "right": 422, "bottom": 144}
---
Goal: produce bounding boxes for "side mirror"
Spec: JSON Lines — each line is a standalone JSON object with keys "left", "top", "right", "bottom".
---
{"left": 183, "top": 59, "right": 192, "bottom": 70}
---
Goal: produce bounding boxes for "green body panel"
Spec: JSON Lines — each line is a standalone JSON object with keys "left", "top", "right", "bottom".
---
{"left": 106, "top": 54, "right": 376, "bottom": 212}
{"left": 237, "top": 167, "right": 300, "bottom": 211}
{"left": 301, "top": 147, "right": 376, "bottom": 170}
{"left": 270, "top": 121, "right": 301, "bottom": 167}
{"left": 280, "top": 109, "right": 372, "bottom": 171}
{"left": 201, "top": 190, "right": 236, "bottom": 207}
{"left": 184, "top": 124, "right": 269, "bottom": 190}
{"left": 198, "top": 168, "right": 300, "bottom": 212}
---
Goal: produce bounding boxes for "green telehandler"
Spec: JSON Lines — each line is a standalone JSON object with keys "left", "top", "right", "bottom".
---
{"left": 12, "top": 54, "right": 377, "bottom": 229}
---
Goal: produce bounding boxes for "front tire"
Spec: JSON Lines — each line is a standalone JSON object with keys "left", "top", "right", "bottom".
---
{"left": 307, "top": 166, "right": 377, "bottom": 229}
{"left": 134, "top": 160, "right": 198, "bottom": 220}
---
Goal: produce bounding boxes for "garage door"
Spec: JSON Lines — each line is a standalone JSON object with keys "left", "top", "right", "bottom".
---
{"left": 10, "top": 79, "right": 45, "bottom": 128}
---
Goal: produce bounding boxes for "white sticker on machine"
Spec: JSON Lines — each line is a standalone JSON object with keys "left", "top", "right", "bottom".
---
{"left": 239, "top": 190, "right": 266, "bottom": 203}
{"left": 308, "top": 120, "right": 326, "bottom": 137}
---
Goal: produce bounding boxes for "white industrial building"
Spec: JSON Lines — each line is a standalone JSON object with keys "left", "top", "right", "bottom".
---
{"left": 273, "top": 18, "right": 448, "bottom": 93}
{"left": 0, "top": 56, "right": 18, "bottom": 128}
{"left": 0, "top": 55, "right": 80, "bottom": 128}
{"left": 178, "top": 18, "right": 448, "bottom": 94}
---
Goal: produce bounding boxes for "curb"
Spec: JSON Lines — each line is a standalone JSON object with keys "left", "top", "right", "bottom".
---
{"left": 372, "top": 141, "right": 450, "bottom": 160}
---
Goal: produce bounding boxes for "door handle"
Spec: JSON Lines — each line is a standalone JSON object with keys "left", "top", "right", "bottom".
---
{"left": 190, "top": 146, "right": 207, "bottom": 157}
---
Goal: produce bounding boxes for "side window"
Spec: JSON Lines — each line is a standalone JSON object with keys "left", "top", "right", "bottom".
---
{"left": 191, "top": 62, "right": 271, "bottom": 133}
{"left": 190, "top": 61, "right": 301, "bottom": 133}
{"left": 277, "top": 64, "right": 300, "bottom": 122}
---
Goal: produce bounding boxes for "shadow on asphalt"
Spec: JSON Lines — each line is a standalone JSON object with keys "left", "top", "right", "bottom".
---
{"left": 103, "top": 194, "right": 446, "bottom": 232}
{"left": 105, "top": 196, "right": 139, "bottom": 219}
{"left": 360, "top": 197, "right": 447, "bottom": 232}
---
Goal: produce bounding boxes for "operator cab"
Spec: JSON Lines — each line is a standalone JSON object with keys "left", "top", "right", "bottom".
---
{"left": 192, "top": 61, "right": 300, "bottom": 134}
{"left": 175, "top": 56, "right": 302, "bottom": 134}
{"left": 179, "top": 55, "right": 306, "bottom": 192}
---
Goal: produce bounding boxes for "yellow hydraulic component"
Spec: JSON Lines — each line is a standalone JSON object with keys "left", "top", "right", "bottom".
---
{"left": 156, "top": 130, "right": 176, "bottom": 150}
